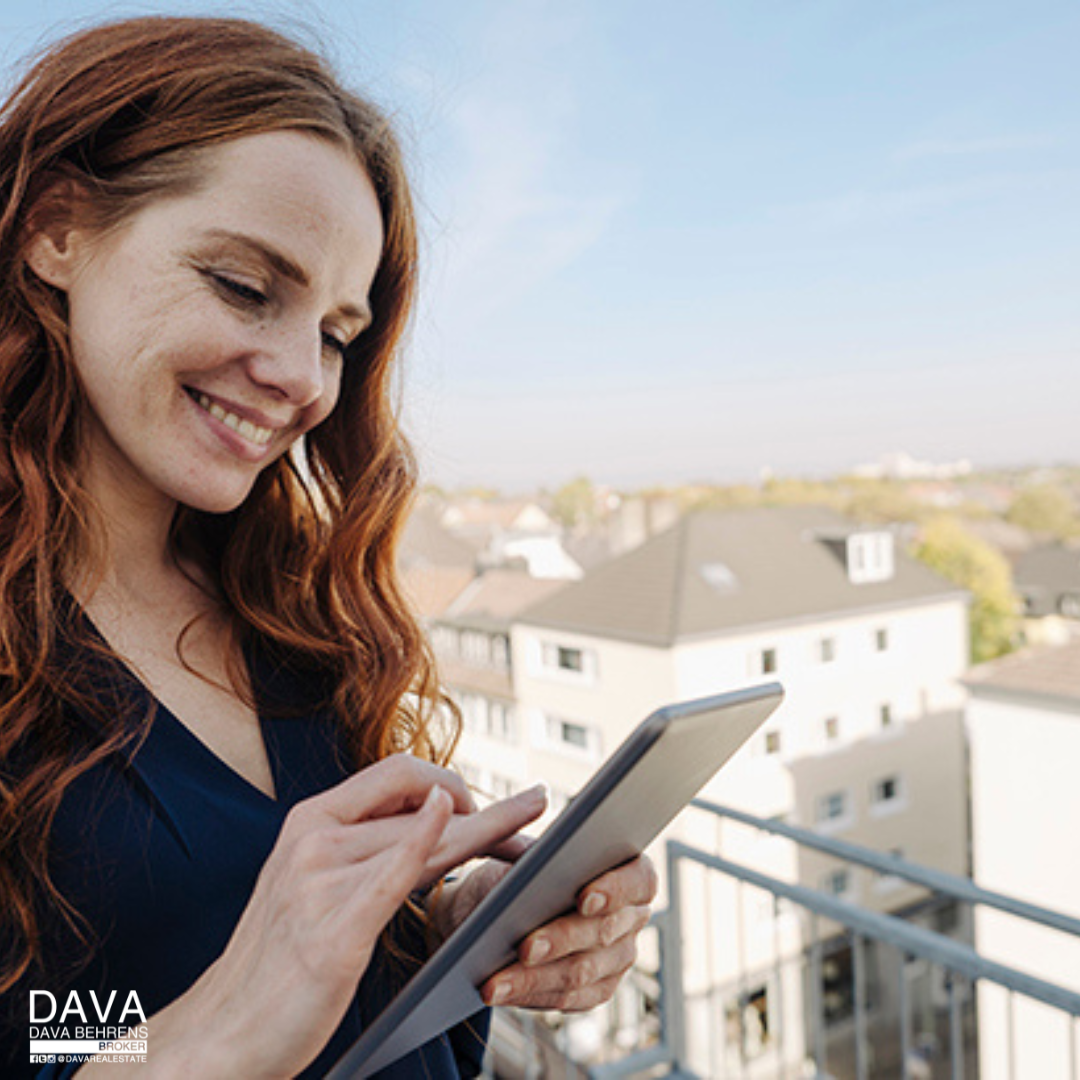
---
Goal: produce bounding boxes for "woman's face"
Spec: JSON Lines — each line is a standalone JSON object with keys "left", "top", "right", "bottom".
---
{"left": 31, "top": 130, "right": 384, "bottom": 517}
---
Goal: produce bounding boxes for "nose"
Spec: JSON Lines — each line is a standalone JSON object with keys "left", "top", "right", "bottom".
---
{"left": 248, "top": 323, "right": 327, "bottom": 409}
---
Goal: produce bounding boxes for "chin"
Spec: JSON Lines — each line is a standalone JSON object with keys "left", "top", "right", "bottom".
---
{"left": 174, "top": 479, "right": 260, "bottom": 517}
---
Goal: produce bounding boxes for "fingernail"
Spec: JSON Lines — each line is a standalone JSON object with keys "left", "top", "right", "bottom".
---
{"left": 520, "top": 783, "right": 548, "bottom": 804}
{"left": 526, "top": 937, "right": 550, "bottom": 965}
{"left": 489, "top": 980, "right": 512, "bottom": 1005}
{"left": 582, "top": 892, "right": 607, "bottom": 917}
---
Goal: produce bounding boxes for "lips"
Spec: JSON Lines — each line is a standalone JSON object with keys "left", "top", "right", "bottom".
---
{"left": 186, "top": 388, "right": 276, "bottom": 446}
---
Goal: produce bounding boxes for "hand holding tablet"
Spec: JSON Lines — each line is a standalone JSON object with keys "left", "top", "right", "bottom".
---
{"left": 328, "top": 681, "right": 784, "bottom": 1079}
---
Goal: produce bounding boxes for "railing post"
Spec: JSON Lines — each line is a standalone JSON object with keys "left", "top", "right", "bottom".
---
{"left": 853, "top": 932, "right": 868, "bottom": 1080}
{"left": 947, "top": 974, "right": 964, "bottom": 1080}
{"left": 773, "top": 895, "right": 786, "bottom": 1072}
{"left": 809, "top": 913, "right": 826, "bottom": 1075}
{"left": 663, "top": 842, "right": 688, "bottom": 1070}
{"left": 899, "top": 951, "right": 912, "bottom": 1080}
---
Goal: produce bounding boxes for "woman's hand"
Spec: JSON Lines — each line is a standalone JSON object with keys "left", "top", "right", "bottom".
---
{"left": 86, "top": 756, "right": 545, "bottom": 1080}
{"left": 433, "top": 854, "right": 658, "bottom": 1014}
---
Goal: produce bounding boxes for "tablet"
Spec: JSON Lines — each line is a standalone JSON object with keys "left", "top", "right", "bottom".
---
{"left": 327, "top": 681, "right": 783, "bottom": 1079}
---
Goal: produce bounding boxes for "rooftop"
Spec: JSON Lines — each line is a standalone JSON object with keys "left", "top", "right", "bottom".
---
{"left": 441, "top": 568, "right": 566, "bottom": 633}
{"left": 519, "top": 506, "right": 965, "bottom": 646}
{"left": 965, "top": 638, "right": 1080, "bottom": 711}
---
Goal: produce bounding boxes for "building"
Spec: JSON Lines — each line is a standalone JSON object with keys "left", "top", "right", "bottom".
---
{"left": 1014, "top": 543, "right": 1080, "bottom": 621}
{"left": 965, "top": 640, "right": 1080, "bottom": 1080}
{"left": 505, "top": 506, "right": 971, "bottom": 1075}
{"left": 429, "top": 568, "right": 566, "bottom": 801}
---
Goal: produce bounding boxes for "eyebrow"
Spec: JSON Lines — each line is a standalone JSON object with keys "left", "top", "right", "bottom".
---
{"left": 201, "top": 227, "right": 373, "bottom": 327}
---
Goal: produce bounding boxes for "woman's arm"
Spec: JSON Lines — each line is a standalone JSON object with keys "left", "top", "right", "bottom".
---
{"left": 75, "top": 756, "right": 545, "bottom": 1080}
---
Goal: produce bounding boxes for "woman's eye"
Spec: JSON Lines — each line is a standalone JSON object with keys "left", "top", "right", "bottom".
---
{"left": 321, "top": 331, "right": 348, "bottom": 359}
{"left": 211, "top": 273, "right": 268, "bottom": 307}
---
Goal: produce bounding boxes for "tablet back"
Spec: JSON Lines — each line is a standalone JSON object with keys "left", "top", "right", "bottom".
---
{"left": 328, "top": 681, "right": 783, "bottom": 1079}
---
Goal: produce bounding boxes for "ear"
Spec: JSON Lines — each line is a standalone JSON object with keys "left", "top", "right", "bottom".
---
{"left": 23, "top": 178, "right": 92, "bottom": 291}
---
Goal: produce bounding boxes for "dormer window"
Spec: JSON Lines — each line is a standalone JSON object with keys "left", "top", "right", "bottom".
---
{"left": 846, "top": 532, "right": 895, "bottom": 585}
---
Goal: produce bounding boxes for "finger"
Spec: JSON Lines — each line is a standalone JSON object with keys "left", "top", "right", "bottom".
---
{"left": 315, "top": 754, "right": 476, "bottom": 823}
{"left": 422, "top": 785, "right": 546, "bottom": 882}
{"left": 519, "top": 904, "right": 651, "bottom": 967}
{"left": 310, "top": 787, "right": 544, "bottom": 881}
{"left": 484, "top": 831, "right": 536, "bottom": 863}
{"left": 342, "top": 786, "right": 455, "bottom": 927}
{"left": 483, "top": 935, "right": 638, "bottom": 1009}
{"left": 506, "top": 974, "right": 623, "bottom": 1014}
{"left": 577, "top": 854, "right": 659, "bottom": 918}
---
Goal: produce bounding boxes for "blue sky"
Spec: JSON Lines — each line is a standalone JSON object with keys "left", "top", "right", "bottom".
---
{"left": 1, "top": 0, "right": 1076, "bottom": 490}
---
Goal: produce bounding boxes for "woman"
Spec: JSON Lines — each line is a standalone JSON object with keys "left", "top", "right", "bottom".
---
{"left": 0, "top": 17, "right": 656, "bottom": 1079}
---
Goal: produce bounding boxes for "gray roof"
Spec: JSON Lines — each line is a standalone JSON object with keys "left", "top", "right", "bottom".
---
{"left": 519, "top": 506, "right": 965, "bottom": 646}
{"left": 440, "top": 569, "right": 567, "bottom": 633}
{"left": 1013, "top": 544, "right": 1080, "bottom": 618}
{"left": 399, "top": 501, "right": 478, "bottom": 571}
{"left": 965, "top": 639, "right": 1080, "bottom": 710}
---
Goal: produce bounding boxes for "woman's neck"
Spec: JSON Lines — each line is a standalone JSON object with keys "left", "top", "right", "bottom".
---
{"left": 75, "top": 458, "right": 201, "bottom": 614}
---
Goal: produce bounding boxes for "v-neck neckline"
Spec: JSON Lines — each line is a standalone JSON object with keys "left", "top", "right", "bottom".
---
{"left": 74, "top": 603, "right": 283, "bottom": 806}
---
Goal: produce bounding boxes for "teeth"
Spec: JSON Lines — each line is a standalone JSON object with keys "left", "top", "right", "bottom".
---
{"left": 195, "top": 393, "right": 273, "bottom": 446}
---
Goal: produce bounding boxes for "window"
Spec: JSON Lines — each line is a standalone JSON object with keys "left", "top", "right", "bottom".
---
{"left": 824, "top": 716, "right": 839, "bottom": 741}
{"left": 819, "top": 637, "right": 836, "bottom": 663}
{"left": 538, "top": 712, "right": 602, "bottom": 758}
{"left": 822, "top": 868, "right": 851, "bottom": 898}
{"left": 764, "top": 730, "right": 781, "bottom": 755}
{"left": 872, "top": 776, "right": 900, "bottom": 804}
{"left": 460, "top": 693, "right": 487, "bottom": 733}
{"left": 846, "top": 532, "right": 895, "bottom": 584}
{"left": 538, "top": 640, "right": 597, "bottom": 682}
{"left": 462, "top": 630, "right": 490, "bottom": 665}
{"left": 870, "top": 774, "right": 906, "bottom": 816}
{"left": 761, "top": 647, "right": 777, "bottom": 674}
{"left": 558, "top": 719, "right": 589, "bottom": 749}
{"left": 821, "top": 943, "right": 856, "bottom": 1025}
{"left": 875, "top": 627, "right": 889, "bottom": 652}
{"left": 816, "top": 790, "right": 851, "bottom": 828}
{"left": 489, "top": 701, "right": 517, "bottom": 743}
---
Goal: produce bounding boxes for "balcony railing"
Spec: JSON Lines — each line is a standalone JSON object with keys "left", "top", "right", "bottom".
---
{"left": 488, "top": 802, "right": 1080, "bottom": 1079}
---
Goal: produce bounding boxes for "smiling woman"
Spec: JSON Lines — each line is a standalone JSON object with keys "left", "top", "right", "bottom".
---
{"left": 0, "top": 15, "right": 655, "bottom": 1080}
{"left": 27, "top": 130, "right": 383, "bottom": 515}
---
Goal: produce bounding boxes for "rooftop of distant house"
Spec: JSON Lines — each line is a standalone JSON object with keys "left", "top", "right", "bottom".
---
{"left": 519, "top": 505, "right": 967, "bottom": 646}
{"left": 965, "top": 638, "right": 1080, "bottom": 711}
{"left": 439, "top": 568, "right": 566, "bottom": 633}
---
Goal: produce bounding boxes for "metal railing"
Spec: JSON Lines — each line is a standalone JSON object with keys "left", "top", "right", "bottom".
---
{"left": 584, "top": 802, "right": 1080, "bottom": 1080}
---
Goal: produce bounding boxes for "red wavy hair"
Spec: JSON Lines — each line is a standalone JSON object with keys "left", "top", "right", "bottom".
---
{"left": 0, "top": 16, "right": 453, "bottom": 993}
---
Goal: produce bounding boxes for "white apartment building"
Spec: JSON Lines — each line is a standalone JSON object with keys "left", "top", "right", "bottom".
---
{"left": 508, "top": 506, "right": 970, "bottom": 1075}
{"left": 965, "top": 640, "right": 1080, "bottom": 1080}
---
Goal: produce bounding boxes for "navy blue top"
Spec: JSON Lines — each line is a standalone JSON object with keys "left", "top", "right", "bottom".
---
{"left": 0, "top": 634, "right": 488, "bottom": 1078}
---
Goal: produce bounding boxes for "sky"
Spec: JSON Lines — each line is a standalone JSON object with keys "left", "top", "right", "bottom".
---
{"left": 0, "top": 0, "right": 1076, "bottom": 491}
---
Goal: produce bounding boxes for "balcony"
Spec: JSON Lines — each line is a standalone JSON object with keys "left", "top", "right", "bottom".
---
{"left": 484, "top": 801, "right": 1080, "bottom": 1079}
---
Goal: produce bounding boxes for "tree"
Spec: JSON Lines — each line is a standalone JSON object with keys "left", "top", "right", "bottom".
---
{"left": 842, "top": 480, "right": 929, "bottom": 525}
{"left": 1005, "top": 483, "right": 1079, "bottom": 540}
{"left": 912, "top": 516, "right": 1020, "bottom": 663}
{"left": 551, "top": 475, "right": 598, "bottom": 530}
